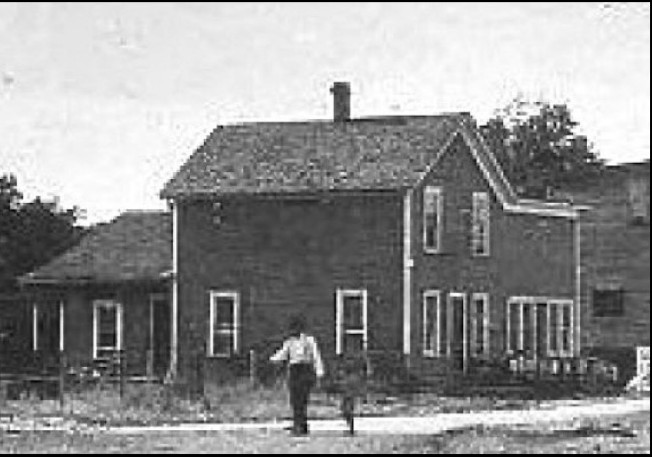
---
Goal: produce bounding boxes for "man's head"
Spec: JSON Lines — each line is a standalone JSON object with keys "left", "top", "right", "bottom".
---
{"left": 288, "top": 314, "right": 307, "bottom": 336}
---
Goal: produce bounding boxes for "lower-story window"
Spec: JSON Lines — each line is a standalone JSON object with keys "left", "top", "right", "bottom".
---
{"left": 336, "top": 289, "right": 368, "bottom": 355}
{"left": 422, "top": 291, "right": 489, "bottom": 360}
{"left": 422, "top": 290, "right": 442, "bottom": 357}
{"left": 506, "top": 297, "right": 574, "bottom": 358}
{"left": 93, "top": 300, "right": 123, "bottom": 359}
{"left": 208, "top": 291, "right": 240, "bottom": 357}
{"left": 470, "top": 293, "right": 490, "bottom": 357}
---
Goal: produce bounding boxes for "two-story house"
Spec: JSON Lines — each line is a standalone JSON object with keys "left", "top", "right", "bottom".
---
{"left": 161, "top": 83, "right": 581, "bottom": 383}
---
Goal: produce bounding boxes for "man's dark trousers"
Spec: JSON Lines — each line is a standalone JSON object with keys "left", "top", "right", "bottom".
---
{"left": 288, "top": 363, "right": 315, "bottom": 435}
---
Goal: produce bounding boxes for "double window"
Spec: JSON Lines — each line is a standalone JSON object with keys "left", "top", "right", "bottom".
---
{"left": 336, "top": 289, "right": 368, "bottom": 355}
{"left": 208, "top": 291, "right": 240, "bottom": 357}
{"left": 423, "top": 187, "right": 490, "bottom": 256}
{"left": 93, "top": 300, "right": 123, "bottom": 359}
{"left": 422, "top": 291, "right": 489, "bottom": 358}
{"left": 506, "top": 298, "right": 574, "bottom": 358}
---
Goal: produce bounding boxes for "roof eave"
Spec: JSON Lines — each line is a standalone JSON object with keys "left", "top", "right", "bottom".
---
{"left": 20, "top": 275, "right": 171, "bottom": 287}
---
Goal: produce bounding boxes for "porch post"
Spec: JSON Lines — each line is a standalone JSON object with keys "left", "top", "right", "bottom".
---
{"left": 59, "top": 300, "right": 64, "bottom": 352}
{"left": 167, "top": 200, "right": 179, "bottom": 380}
{"left": 403, "top": 190, "right": 413, "bottom": 359}
{"left": 573, "top": 215, "right": 582, "bottom": 357}
{"left": 32, "top": 302, "right": 38, "bottom": 352}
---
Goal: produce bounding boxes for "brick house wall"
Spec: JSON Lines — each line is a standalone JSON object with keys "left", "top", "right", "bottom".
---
{"left": 174, "top": 134, "right": 579, "bottom": 382}
{"left": 176, "top": 192, "right": 404, "bottom": 382}
{"left": 408, "top": 135, "right": 576, "bottom": 372}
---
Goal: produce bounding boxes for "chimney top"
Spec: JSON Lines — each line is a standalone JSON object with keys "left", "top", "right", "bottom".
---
{"left": 330, "top": 82, "right": 351, "bottom": 122}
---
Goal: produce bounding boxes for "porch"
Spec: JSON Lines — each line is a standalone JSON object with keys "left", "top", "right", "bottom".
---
{"left": 1, "top": 285, "right": 173, "bottom": 382}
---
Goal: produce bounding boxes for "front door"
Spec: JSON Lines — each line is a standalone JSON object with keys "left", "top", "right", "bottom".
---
{"left": 149, "top": 294, "right": 171, "bottom": 378}
{"left": 448, "top": 293, "right": 468, "bottom": 372}
{"left": 33, "top": 301, "right": 61, "bottom": 364}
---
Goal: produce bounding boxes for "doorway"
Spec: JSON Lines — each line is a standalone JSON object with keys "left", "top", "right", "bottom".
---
{"left": 448, "top": 293, "right": 468, "bottom": 372}
{"left": 33, "top": 302, "right": 61, "bottom": 354}
{"left": 149, "top": 294, "right": 171, "bottom": 378}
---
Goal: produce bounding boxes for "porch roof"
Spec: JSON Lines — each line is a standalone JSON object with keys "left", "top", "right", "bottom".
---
{"left": 20, "top": 211, "right": 172, "bottom": 285}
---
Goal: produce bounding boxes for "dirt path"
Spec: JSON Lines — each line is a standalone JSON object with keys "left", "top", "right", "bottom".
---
{"left": 107, "top": 397, "right": 650, "bottom": 436}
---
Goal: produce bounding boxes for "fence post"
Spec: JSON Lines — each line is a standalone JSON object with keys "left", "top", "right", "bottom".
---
{"left": 146, "top": 349, "right": 154, "bottom": 380}
{"left": 195, "top": 350, "right": 204, "bottom": 399}
{"left": 58, "top": 351, "right": 65, "bottom": 410}
{"left": 249, "top": 349, "right": 256, "bottom": 388}
{"left": 119, "top": 351, "right": 126, "bottom": 402}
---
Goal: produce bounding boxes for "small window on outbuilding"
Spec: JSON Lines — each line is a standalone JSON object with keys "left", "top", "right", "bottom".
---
{"left": 592, "top": 287, "right": 625, "bottom": 318}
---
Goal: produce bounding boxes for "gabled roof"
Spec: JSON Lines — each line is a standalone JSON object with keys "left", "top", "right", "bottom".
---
{"left": 161, "top": 114, "right": 474, "bottom": 198}
{"left": 21, "top": 211, "right": 172, "bottom": 285}
{"left": 161, "top": 113, "right": 577, "bottom": 218}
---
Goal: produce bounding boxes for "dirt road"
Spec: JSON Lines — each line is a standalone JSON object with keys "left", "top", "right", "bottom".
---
{"left": 107, "top": 397, "right": 650, "bottom": 435}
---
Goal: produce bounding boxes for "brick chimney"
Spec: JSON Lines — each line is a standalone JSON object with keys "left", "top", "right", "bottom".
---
{"left": 330, "top": 82, "right": 351, "bottom": 122}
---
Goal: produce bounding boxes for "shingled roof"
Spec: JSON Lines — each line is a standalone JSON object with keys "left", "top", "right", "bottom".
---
{"left": 160, "top": 111, "right": 582, "bottom": 217}
{"left": 160, "top": 113, "right": 519, "bottom": 200}
{"left": 21, "top": 211, "right": 172, "bottom": 284}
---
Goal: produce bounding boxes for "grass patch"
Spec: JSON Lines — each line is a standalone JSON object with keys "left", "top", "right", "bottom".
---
{"left": 0, "top": 379, "right": 626, "bottom": 428}
{"left": 2, "top": 381, "right": 333, "bottom": 426}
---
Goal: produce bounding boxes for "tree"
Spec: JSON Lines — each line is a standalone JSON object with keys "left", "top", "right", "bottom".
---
{"left": 0, "top": 175, "right": 22, "bottom": 289}
{"left": 0, "top": 174, "right": 86, "bottom": 292}
{"left": 480, "top": 97, "right": 605, "bottom": 198}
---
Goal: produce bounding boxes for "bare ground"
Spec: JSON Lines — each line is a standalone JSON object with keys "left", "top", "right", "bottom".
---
{"left": 0, "top": 411, "right": 649, "bottom": 454}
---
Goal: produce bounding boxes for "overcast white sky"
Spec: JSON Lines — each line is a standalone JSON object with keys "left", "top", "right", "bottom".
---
{"left": 0, "top": 2, "right": 650, "bottom": 225}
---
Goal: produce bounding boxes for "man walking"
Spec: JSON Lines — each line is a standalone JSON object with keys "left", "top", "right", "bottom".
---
{"left": 270, "top": 314, "right": 325, "bottom": 436}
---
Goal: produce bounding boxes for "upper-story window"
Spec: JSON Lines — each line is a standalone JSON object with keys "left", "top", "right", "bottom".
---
{"left": 471, "top": 191, "right": 490, "bottom": 256}
{"left": 423, "top": 186, "right": 443, "bottom": 253}
{"left": 628, "top": 178, "right": 650, "bottom": 225}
